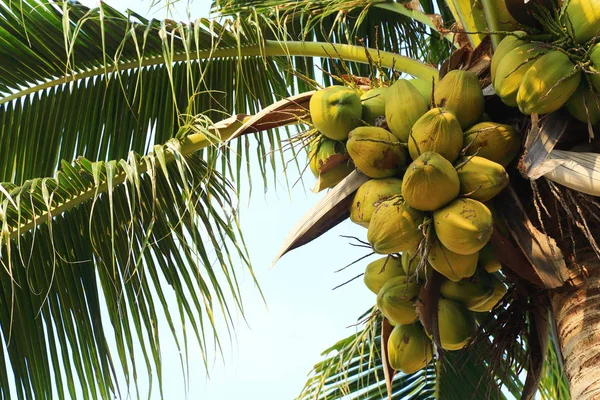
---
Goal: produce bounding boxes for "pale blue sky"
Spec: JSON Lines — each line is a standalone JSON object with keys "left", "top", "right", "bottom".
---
{"left": 72, "top": 1, "right": 376, "bottom": 399}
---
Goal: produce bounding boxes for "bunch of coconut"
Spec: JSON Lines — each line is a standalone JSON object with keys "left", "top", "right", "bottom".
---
{"left": 307, "top": 69, "right": 520, "bottom": 375}
{"left": 491, "top": 0, "right": 600, "bottom": 123}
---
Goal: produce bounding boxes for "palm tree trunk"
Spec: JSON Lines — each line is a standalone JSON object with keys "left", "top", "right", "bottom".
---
{"left": 550, "top": 262, "right": 600, "bottom": 400}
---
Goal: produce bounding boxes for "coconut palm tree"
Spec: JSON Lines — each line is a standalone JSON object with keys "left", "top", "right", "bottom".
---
{"left": 0, "top": 0, "right": 597, "bottom": 398}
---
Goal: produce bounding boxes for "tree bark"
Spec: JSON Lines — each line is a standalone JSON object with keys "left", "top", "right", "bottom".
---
{"left": 550, "top": 262, "right": 600, "bottom": 400}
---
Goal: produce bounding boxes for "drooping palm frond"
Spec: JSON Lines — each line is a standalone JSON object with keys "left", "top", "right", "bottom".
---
{"left": 0, "top": 129, "right": 253, "bottom": 399}
{"left": 212, "top": 0, "right": 455, "bottom": 88}
{"left": 1, "top": 0, "right": 443, "bottom": 193}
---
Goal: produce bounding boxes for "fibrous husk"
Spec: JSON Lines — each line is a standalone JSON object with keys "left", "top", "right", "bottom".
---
{"left": 387, "top": 323, "right": 433, "bottom": 374}
{"left": 408, "top": 78, "right": 433, "bottom": 105}
{"left": 376, "top": 276, "right": 420, "bottom": 325}
{"left": 436, "top": 298, "right": 476, "bottom": 350}
{"left": 401, "top": 251, "right": 432, "bottom": 283}
{"left": 433, "top": 198, "right": 493, "bottom": 255}
{"left": 463, "top": 122, "right": 521, "bottom": 167}
{"left": 408, "top": 107, "right": 463, "bottom": 163}
{"left": 428, "top": 240, "right": 479, "bottom": 282}
{"left": 440, "top": 267, "right": 494, "bottom": 309}
{"left": 493, "top": 43, "right": 548, "bottom": 107}
{"left": 433, "top": 69, "right": 484, "bottom": 129}
{"left": 385, "top": 79, "right": 429, "bottom": 142}
{"left": 469, "top": 274, "right": 508, "bottom": 312}
{"left": 517, "top": 50, "right": 581, "bottom": 115}
{"left": 310, "top": 85, "right": 362, "bottom": 140}
{"left": 456, "top": 156, "right": 509, "bottom": 202}
{"left": 350, "top": 177, "right": 403, "bottom": 227}
{"left": 565, "top": 82, "right": 600, "bottom": 125}
{"left": 368, "top": 198, "right": 425, "bottom": 254}
{"left": 563, "top": 0, "right": 600, "bottom": 43}
{"left": 361, "top": 86, "right": 389, "bottom": 126}
{"left": 346, "top": 126, "right": 408, "bottom": 178}
{"left": 478, "top": 243, "right": 502, "bottom": 273}
{"left": 402, "top": 152, "right": 460, "bottom": 211}
{"left": 363, "top": 256, "right": 405, "bottom": 294}
{"left": 491, "top": 32, "right": 528, "bottom": 85}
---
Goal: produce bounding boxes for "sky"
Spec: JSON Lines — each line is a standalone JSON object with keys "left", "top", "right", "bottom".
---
{"left": 73, "top": 1, "right": 376, "bottom": 399}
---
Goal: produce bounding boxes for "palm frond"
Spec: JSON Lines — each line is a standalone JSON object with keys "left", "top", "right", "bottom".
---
{"left": 212, "top": 0, "right": 454, "bottom": 86}
{"left": 2, "top": 0, "right": 442, "bottom": 195}
{"left": 298, "top": 308, "right": 530, "bottom": 400}
{"left": 0, "top": 133, "right": 253, "bottom": 399}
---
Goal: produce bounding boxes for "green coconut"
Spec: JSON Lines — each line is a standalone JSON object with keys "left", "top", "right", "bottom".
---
{"left": 361, "top": 86, "right": 389, "bottom": 125}
{"left": 433, "top": 198, "right": 493, "bottom": 255}
{"left": 408, "top": 107, "right": 463, "bottom": 162}
{"left": 491, "top": 32, "right": 528, "bottom": 85}
{"left": 428, "top": 240, "right": 479, "bottom": 282}
{"left": 401, "top": 152, "right": 460, "bottom": 211}
{"left": 436, "top": 299, "right": 476, "bottom": 350}
{"left": 363, "top": 256, "right": 405, "bottom": 294}
{"left": 434, "top": 70, "right": 484, "bottom": 129}
{"left": 517, "top": 50, "right": 581, "bottom": 115}
{"left": 463, "top": 122, "right": 521, "bottom": 167}
{"left": 469, "top": 275, "right": 508, "bottom": 312}
{"left": 493, "top": 43, "right": 548, "bottom": 107}
{"left": 408, "top": 78, "right": 433, "bottom": 104}
{"left": 385, "top": 79, "right": 429, "bottom": 142}
{"left": 376, "top": 276, "right": 421, "bottom": 325}
{"left": 388, "top": 323, "right": 433, "bottom": 374}
{"left": 455, "top": 156, "right": 509, "bottom": 202}
{"left": 350, "top": 178, "right": 403, "bottom": 227}
{"left": 310, "top": 85, "right": 363, "bottom": 140}
{"left": 308, "top": 138, "right": 354, "bottom": 192}
{"left": 563, "top": 0, "right": 600, "bottom": 43}
{"left": 346, "top": 126, "right": 408, "bottom": 178}
{"left": 440, "top": 267, "right": 494, "bottom": 309}
{"left": 368, "top": 199, "right": 425, "bottom": 254}
{"left": 478, "top": 243, "right": 502, "bottom": 273}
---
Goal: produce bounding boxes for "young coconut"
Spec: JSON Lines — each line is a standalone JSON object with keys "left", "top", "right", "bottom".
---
{"left": 434, "top": 70, "right": 484, "bottom": 129}
{"left": 493, "top": 43, "right": 548, "bottom": 107}
{"left": 455, "top": 156, "right": 509, "bottom": 202}
{"left": 367, "top": 198, "right": 425, "bottom": 254}
{"left": 346, "top": 126, "right": 408, "bottom": 178}
{"left": 376, "top": 276, "right": 420, "bottom": 325}
{"left": 310, "top": 85, "right": 362, "bottom": 140}
{"left": 435, "top": 299, "right": 477, "bottom": 351}
{"left": 463, "top": 122, "right": 521, "bottom": 167}
{"left": 363, "top": 256, "right": 405, "bottom": 295}
{"left": 408, "top": 107, "right": 463, "bottom": 163}
{"left": 427, "top": 240, "right": 479, "bottom": 282}
{"left": 562, "top": 0, "right": 600, "bottom": 43}
{"left": 469, "top": 275, "right": 508, "bottom": 312}
{"left": 517, "top": 50, "right": 581, "bottom": 115}
{"left": 361, "top": 87, "right": 389, "bottom": 126}
{"left": 433, "top": 198, "right": 493, "bottom": 255}
{"left": 385, "top": 79, "right": 429, "bottom": 142}
{"left": 387, "top": 323, "right": 433, "bottom": 374}
{"left": 308, "top": 138, "right": 354, "bottom": 192}
{"left": 402, "top": 151, "right": 460, "bottom": 211}
{"left": 349, "top": 178, "right": 403, "bottom": 227}
{"left": 440, "top": 267, "right": 495, "bottom": 309}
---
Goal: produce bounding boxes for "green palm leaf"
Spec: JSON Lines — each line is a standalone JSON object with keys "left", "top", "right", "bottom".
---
{"left": 0, "top": 135, "right": 253, "bottom": 399}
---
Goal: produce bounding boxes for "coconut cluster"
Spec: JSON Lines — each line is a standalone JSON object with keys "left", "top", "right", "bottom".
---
{"left": 492, "top": 0, "right": 600, "bottom": 122}
{"left": 307, "top": 70, "right": 518, "bottom": 374}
